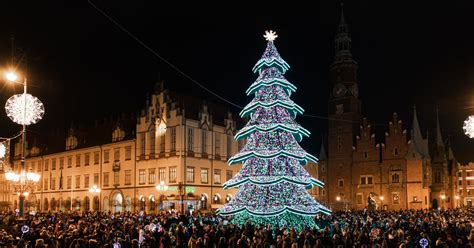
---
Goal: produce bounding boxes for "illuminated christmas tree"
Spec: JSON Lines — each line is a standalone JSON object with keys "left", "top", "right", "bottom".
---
{"left": 218, "top": 31, "right": 330, "bottom": 230}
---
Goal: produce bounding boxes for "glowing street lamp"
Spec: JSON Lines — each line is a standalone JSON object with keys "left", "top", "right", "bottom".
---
{"left": 5, "top": 72, "right": 18, "bottom": 82}
{"left": 455, "top": 195, "right": 460, "bottom": 208}
{"left": 155, "top": 181, "right": 168, "bottom": 191}
{"left": 4, "top": 71, "right": 44, "bottom": 219}
{"left": 89, "top": 185, "right": 101, "bottom": 211}
{"left": 440, "top": 194, "right": 446, "bottom": 209}
{"left": 89, "top": 185, "right": 101, "bottom": 194}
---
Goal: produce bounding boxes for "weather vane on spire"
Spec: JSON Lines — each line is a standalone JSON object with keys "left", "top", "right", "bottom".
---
{"left": 263, "top": 30, "right": 278, "bottom": 42}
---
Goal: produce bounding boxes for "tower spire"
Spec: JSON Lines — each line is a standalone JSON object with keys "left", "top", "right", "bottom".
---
{"left": 339, "top": 2, "right": 346, "bottom": 26}
{"left": 319, "top": 136, "right": 327, "bottom": 161}
{"left": 435, "top": 107, "right": 444, "bottom": 148}
{"left": 407, "top": 105, "right": 430, "bottom": 159}
{"left": 334, "top": 2, "right": 353, "bottom": 62}
{"left": 411, "top": 105, "right": 423, "bottom": 146}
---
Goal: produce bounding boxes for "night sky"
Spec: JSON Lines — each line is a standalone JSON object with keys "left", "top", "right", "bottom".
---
{"left": 2, "top": 1, "right": 474, "bottom": 161}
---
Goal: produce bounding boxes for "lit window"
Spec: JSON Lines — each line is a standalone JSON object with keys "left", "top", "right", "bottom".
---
{"left": 201, "top": 169, "right": 208, "bottom": 183}
{"left": 338, "top": 179, "right": 344, "bottom": 187}
{"left": 214, "top": 169, "right": 221, "bottom": 184}
{"left": 139, "top": 170, "right": 146, "bottom": 185}
{"left": 149, "top": 168, "right": 156, "bottom": 184}
{"left": 169, "top": 167, "right": 177, "bottom": 183}
{"left": 186, "top": 167, "right": 194, "bottom": 182}
{"left": 125, "top": 170, "right": 131, "bottom": 185}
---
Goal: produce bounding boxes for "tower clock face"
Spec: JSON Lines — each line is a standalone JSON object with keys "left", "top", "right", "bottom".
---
{"left": 333, "top": 83, "right": 347, "bottom": 98}
{"left": 351, "top": 84, "right": 359, "bottom": 97}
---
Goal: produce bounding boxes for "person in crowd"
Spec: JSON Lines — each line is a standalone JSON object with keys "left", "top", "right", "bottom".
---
{"left": 0, "top": 208, "right": 470, "bottom": 247}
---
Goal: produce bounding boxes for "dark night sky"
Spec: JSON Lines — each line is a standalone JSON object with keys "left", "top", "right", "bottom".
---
{"left": 2, "top": 1, "right": 474, "bottom": 160}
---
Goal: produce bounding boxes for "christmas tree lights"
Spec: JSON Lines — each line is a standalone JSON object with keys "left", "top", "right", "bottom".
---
{"left": 219, "top": 31, "right": 330, "bottom": 230}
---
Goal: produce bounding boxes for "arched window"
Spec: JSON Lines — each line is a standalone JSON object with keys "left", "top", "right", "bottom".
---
{"left": 225, "top": 194, "right": 232, "bottom": 203}
{"left": 113, "top": 192, "right": 123, "bottom": 213}
{"left": 213, "top": 194, "right": 221, "bottom": 204}
{"left": 43, "top": 198, "right": 49, "bottom": 211}
{"left": 93, "top": 196, "right": 100, "bottom": 211}
{"left": 139, "top": 196, "right": 146, "bottom": 211}
{"left": 84, "top": 197, "right": 90, "bottom": 211}
{"left": 200, "top": 194, "right": 208, "bottom": 210}
{"left": 149, "top": 196, "right": 155, "bottom": 213}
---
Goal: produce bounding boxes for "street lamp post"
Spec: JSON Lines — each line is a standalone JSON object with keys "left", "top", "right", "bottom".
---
{"left": 441, "top": 194, "right": 446, "bottom": 209}
{"left": 5, "top": 170, "right": 40, "bottom": 218}
{"left": 156, "top": 181, "right": 168, "bottom": 211}
{"left": 455, "top": 195, "right": 460, "bottom": 208}
{"left": 4, "top": 71, "right": 44, "bottom": 220}
{"left": 379, "top": 196, "right": 384, "bottom": 210}
{"left": 178, "top": 182, "right": 185, "bottom": 215}
{"left": 335, "top": 196, "right": 342, "bottom": 211}
{"left": 89, "top": 185, "right": 101, "bottom": 211}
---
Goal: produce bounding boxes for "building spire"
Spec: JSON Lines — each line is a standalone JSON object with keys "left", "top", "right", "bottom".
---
{"left": 435, "top": 107, "right": 444, "bottom": 148}
{"left": 339, "top": 2, "right": 346, "bottom": 26}
{"left": 407, "top": 105, "right": 430, "bottom": 159}
{"left": 319, "top": 137, "right": 327, "bottom": 161}
{"left": 334, "top": 2, "right": 353, "bottom": 62}
{"left": 411, "top": 105, "right": 423, "bottom": 146}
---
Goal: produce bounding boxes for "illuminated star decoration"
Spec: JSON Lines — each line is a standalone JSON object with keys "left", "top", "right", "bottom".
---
{"left": 463, "top": 115, "right": 474, "bottom": 138}
{"left": 5, "top": 93, "right": 45, "bottom": 125}
{"left": 263, "top": 30, "right": 278, "bottom": 42}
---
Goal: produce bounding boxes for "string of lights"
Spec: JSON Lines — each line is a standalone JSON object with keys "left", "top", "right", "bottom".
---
{"left": 0, "top": 131, "right": 23, "bottom": 141}
{"left": 86, "top": 1, "right": 395, "bottom": 127}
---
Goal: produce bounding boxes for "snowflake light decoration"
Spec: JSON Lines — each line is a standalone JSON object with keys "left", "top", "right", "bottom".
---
{"left": 263, "top": 30, "right": 278, "bottom": 42}
{"left": 463, "top": 115, "right": 474, "bottom": 138}
{"left": 5, "top": 93, "right": 45, "bottom": 125}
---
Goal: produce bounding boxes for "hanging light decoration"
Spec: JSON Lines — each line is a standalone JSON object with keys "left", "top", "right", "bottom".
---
{"left": 463, "top": 115, "right": 474, "bottom": 138}
{"left": 5, "top": 93, "right": 45, "bottom": 125}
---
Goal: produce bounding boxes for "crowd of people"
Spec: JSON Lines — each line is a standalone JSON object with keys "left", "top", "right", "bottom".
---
{"left": 0, "top": 208, "right": 471, "bottom": 247}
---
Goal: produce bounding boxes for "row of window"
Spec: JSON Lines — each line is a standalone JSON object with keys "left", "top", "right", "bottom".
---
{"left": 337, "top": 173, "right": 402, "bottom": 188}
{"left": 42, "top": 170, "right": 128, "bottom": 190}
{"left": 459, "top": 179, "right": 474, "bottom": 186}
{"left": 139, "top": 128, "right": 242, "bottom": 157}
{"left": 22, "top": 147, "right": 132, "bottom": 172}
{"left": 356, "top": 193, "right": 403, "bottom": 205}
{"left": 137, "top": 167, "right": 233, "bottom": 185}
{"left": 458, "top": 171, "right": 474, "bottom": 177}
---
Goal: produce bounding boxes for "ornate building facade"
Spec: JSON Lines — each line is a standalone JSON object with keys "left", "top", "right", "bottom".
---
{"left": 457, "top": 162, "right": 474, "bottom": 207}
{"left": 316, "top": 8, "right": 458, "bottom": 211}
{"left": 2, "top": 82, "right": 241, "bottom": 213}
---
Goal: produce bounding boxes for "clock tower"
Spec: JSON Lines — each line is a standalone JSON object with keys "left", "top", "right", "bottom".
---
{"left": 327, "top": 4, "right": 361, "bottom": 210}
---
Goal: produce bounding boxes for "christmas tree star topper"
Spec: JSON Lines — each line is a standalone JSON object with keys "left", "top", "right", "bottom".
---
{"left": 264, "top": 30, "right": 278, "bottom": 41}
